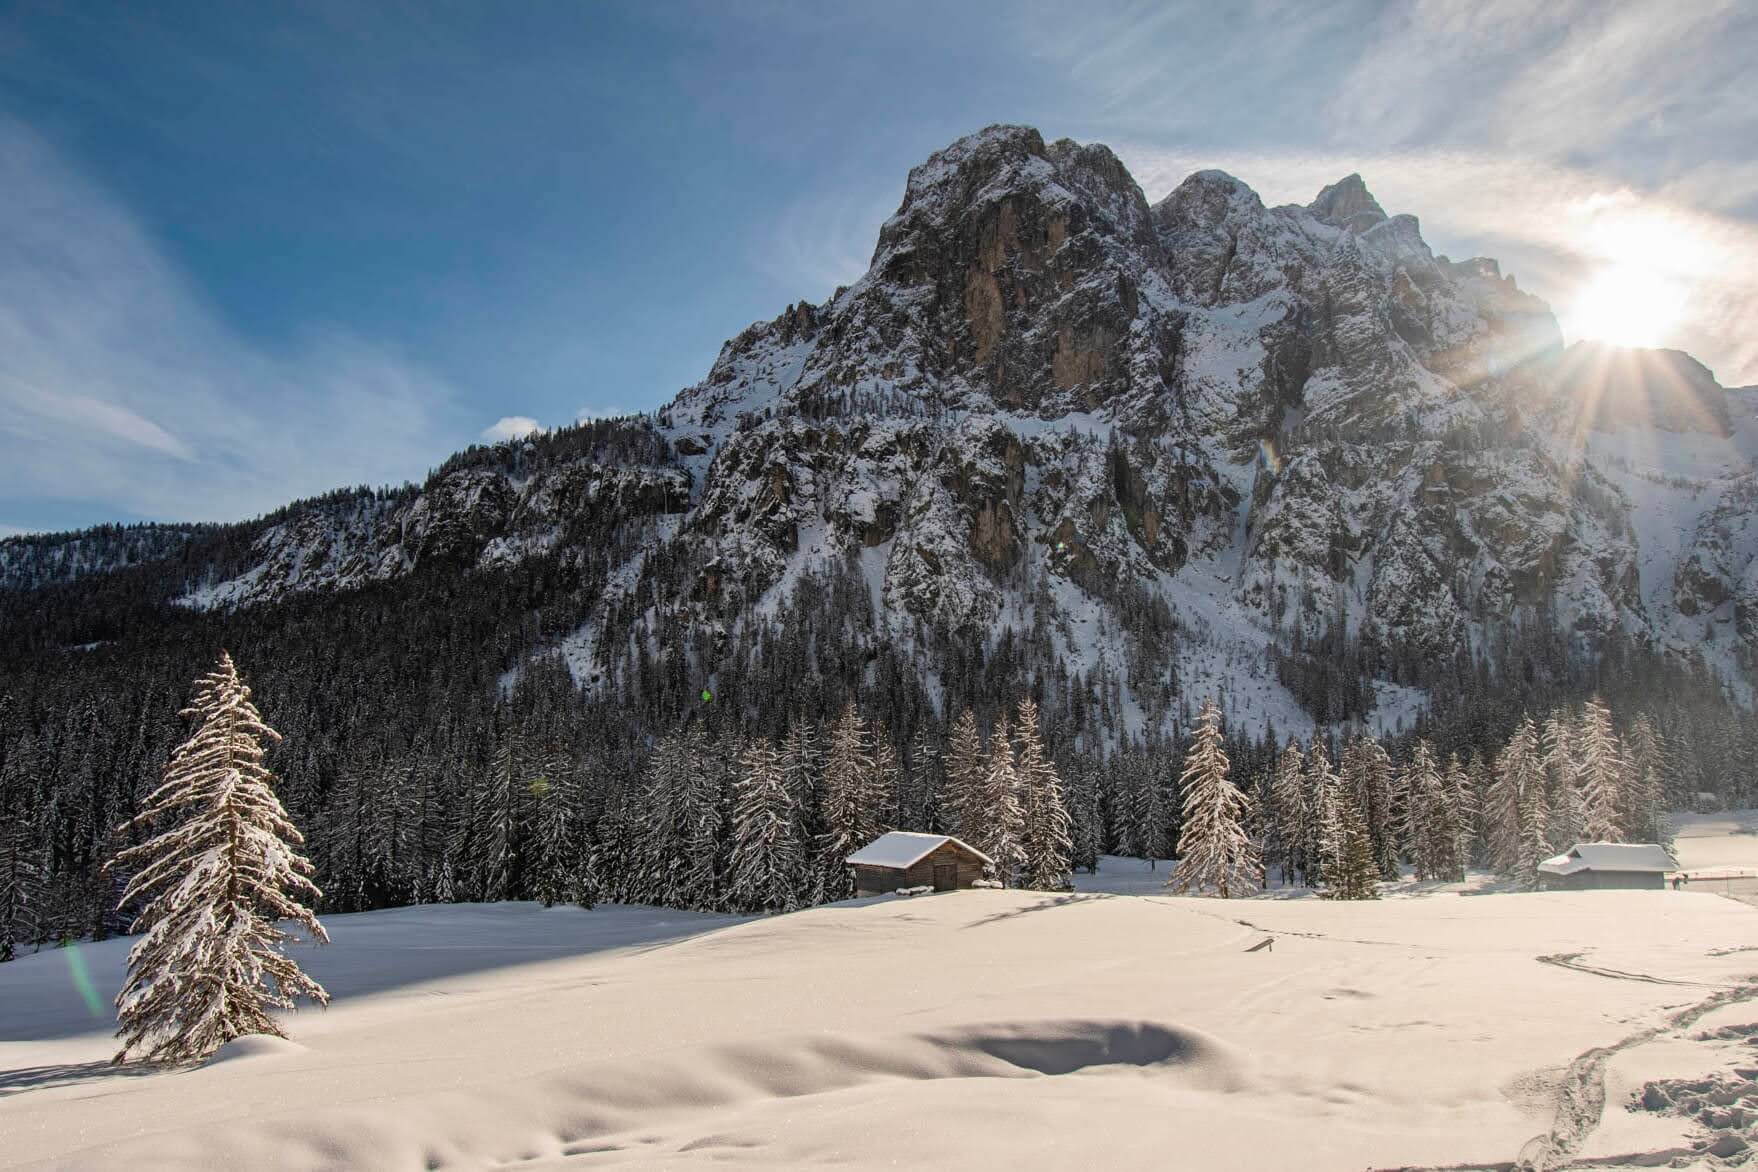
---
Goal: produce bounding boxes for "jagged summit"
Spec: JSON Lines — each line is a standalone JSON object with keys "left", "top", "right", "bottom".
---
{"left": 1308, "top": 172, "right": 1388, "bottom": 231}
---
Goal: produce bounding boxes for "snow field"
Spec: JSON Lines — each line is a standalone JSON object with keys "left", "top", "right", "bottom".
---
{"left": 1, "top": 875, "right": 1754, "bottom": 1168}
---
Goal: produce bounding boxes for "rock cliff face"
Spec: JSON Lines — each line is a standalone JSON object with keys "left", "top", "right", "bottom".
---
{"left": 5, "top": 125, "right": 1751, "bottom": 732}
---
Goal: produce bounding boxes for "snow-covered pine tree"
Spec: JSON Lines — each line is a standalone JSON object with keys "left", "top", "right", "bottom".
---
{"left": 780, "top": 719, "right": 821, "bottom": 867}
{"left": 629, "top": 733, "right": 690, "bottom": 906}
{"left": 0, "top": 812, "right": 40, "bottom": 963}
{"left": 1510, "top": 720, "right": 1553, "bottom": 887}
{"left": 1014, "top": 699, "right": 1073, "bottom": 891}
{"left": 1393, "top": 744, "right": 1421, "bottom": 866}
{"left": 1542, "top": 711, "right": 1585, "bottom": 850}
{"left": 1338, "top": 737, "right": 1370, "bottom": 862}
{"left": 1576, "top": 698, "right": 1625, "bottom": 842}
{"left": 589, "top": 806, "right": 634, "bottom": 904}
{"left": 432, "top": 856, "right": 456, "bottom": 904}
{"left": 726, "top": 737, "right": 806, "bottom": 914}
{"left": 1443, "top": 753, "right": 1475, "bottom": 873}
{"left": 904, "top": 723, "right": 941, "bottom": 832}
{"left": 532, "top": 765, "right": 582, "bottom": 908}
{"left": 1322, "top": 789, "right": 1379, "bottom": 901}
{"left": 1485, "top": 732, "right": 1528, "bottom": 878}
{"left": 1268, "top": 743, "right": 1308, "bottom": 886}
{"left": 816, "top": 703, "right": 876, "bottom": 901}
{"left": 939, "top": 708, "right": 984, "bottom": 841}
{"left": 1622, "top": 715, "right": 1671, "bottom": 846}
{"left": 1343, "top": 734, "right": 1399, "bottom": 879}
{"left": 0, "top": 738, "right": 43, "bottom": 962}
{"left": 1127, "top": 751, "right": 1172, "bottom": 868}
{"left": 1168, "top": 701, "right": 1261, "bottom": 898}
{"left": 1463, "top": 752, "right": 1491, "bottom": 866}
{"left": 675, "top": 726, "right": 726, "bottom": 912}
{"left": 975, "top": 716, "right": 1025, "bottom": 885}
{"left": 367, "top": 760, "right": 422, "bottom": 905}
{"left": 1401, "top": 742, "right": 1454, "bottom": 881}
{"left": 1306, "top": 741, "right": 1342, "bottom": 889}
{"left": 1063, "top": 756, "right": 1102, "bottom": 873}
{"left": 109, "top": 652, "right": 328, "bottom": 1065}
{"left": 476, "top": 728, "right": 524, "bottom": 901}
{"left": 870, "top": 731, "right": 902, "bottom": 836}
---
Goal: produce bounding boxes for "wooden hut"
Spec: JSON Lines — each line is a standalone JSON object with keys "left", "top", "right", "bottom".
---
{"left": 846, "top": 832, "right": 992, "bottom": 897}
{"left": 1537, "top": 843, "right": 1679, "bottom": 891}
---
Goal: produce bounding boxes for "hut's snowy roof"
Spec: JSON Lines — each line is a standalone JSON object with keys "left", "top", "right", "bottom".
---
{"left": 1538, "top": 842, "right": 1679, "bottom": 876}
{"left": 845, "top": 831, "right": 992, "bottom": 870}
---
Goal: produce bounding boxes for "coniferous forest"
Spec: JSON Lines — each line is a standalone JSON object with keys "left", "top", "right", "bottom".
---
{"left": 1, "top": 431, "right": 1750, "bottom": 962}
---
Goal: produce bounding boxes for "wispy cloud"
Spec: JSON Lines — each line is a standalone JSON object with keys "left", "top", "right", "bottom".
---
{"left": 1326, "top": 0, "right": 1752, "bottom": 166}
{"left": 0, "top": 115, "right": 471, "bottom": 528}
{"left": 754, "top": 182, "right": 902, "bottom": 302}
{"left": 1, "top": 374, "right": 194, "bottom": 460}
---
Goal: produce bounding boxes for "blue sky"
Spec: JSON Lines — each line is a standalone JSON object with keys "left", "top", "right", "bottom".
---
{"left": 2, "top": 0, "right": 1754, "bottom": 534}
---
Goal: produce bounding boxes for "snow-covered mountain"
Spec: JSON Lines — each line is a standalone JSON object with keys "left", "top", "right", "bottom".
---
{"left": 5, "top": 125, "right": 1752, "bottom": 735}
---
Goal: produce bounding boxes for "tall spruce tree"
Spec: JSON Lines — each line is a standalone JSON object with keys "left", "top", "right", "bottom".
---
{"left": 1168, "top": 701, "right": 1260, "bottom": 898}
{"left": 1322, "top": 789, "right": 1379, "bottom": 901}
{"left": 1576, "top": 698, "right": 1625, "bottom": 842}
{"left": 109, "top": 652, "right": 328, "bottom": 1065}
{"left": 674, "top": 726, "right": 726, "bottom": 912}
{"left": 1486, "top": 731, "right": 1528, "bottom": 878}
{"left": 726, "top": 737, "right": 806, "bottom": 914}
{"left": 1340, "top": 734, "right": 1397, "bottom": 880}
{"left": 0, "top": 740, "right": 42, "bottom": 962}
{"left": 1622, "top": 715, "right": 1671, "bottom": 846}
{"left": 939, "top": 709, "right": 985, "bottom": 842}
{"left": 1014, "top": 699, "right": 1073, "bottom": 892}
{"left": 0, "top": 811, "right": 40, "bottom": 963}
{"left": 1543, "top": 712, "right": 1585, "bottom": 850}
{"left": 975, "top": 717, "right": 1025, "bottom": 885}
{"left": 780, "top": 719, "right": 822, "bottom": 866}
{"left": 1443, "top": 753, "right": 1476, "bottom": 873}
{"left": 816, "top": 704, "right": 877, "bottom": 901}
{"left": 1402, "top": 742, "right": 1459, "bottom": 882}
{"left": 1269, "top": 743, "right": 1308, "bottom": 886}
{"left": 1306, "top": 741, "right": 1342, "bottom": 889}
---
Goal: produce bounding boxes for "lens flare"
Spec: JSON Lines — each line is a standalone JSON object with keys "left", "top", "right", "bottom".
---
{"left": 1258, "top": 437, "right": 1282, "bottom": 475}
{"left": 63, "top": 943, "right": 105, "bottom": 1019}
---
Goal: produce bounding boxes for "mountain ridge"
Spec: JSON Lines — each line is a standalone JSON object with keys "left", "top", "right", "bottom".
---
{"left": 4, "top": 123, "right": 1754, "bottom": 738}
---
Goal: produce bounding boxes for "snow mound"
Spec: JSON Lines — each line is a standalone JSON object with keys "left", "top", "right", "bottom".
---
{"left": 202, "top": 1034, "right": 306, "bottom": 1066}
{"left": 83, "top": 1019, "right": 1242, "bottom": 1170}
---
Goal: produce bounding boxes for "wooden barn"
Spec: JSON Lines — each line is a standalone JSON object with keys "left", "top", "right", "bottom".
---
{"left": 845, "top": 832, "right": 992, "bottom": 897}
{"left": 1537, "top": 843, "right": 1679, "bottom": 891}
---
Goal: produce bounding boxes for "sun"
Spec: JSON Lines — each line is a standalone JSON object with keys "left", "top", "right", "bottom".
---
{"left": 1564, "top": 262, "right": 1686, "bottom": 349}
{"left": 1560, "top": 198, "right": 1702, "bottom": 351}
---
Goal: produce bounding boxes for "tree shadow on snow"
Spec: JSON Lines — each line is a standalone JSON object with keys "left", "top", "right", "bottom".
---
{"left": 0, "top": 902, "right": 738, "bottom": 1044}
{"left": 0, "top": 1060, "right": 159, "bottom": 1098}
{"left": 963, "top": 893, "right": 1107, "bottom": 928}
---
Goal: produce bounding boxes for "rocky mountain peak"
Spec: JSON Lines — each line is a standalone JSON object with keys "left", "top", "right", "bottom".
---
{"left": 1308, "top": 172, "right": 1388, "bottom": 232}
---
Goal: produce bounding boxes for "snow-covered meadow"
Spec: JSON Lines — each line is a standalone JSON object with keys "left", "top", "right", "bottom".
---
{"left": 4, "top": 826, "right": 1758, "bottom": 1170}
